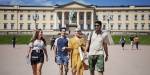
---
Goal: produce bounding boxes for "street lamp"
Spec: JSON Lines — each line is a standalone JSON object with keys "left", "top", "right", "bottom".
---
{"left": 33, "top": 14, "right": 39, "bottom": 29}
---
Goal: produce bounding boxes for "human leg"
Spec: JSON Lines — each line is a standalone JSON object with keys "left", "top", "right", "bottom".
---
{"left": 36, "top": 63, "right": 43, "bottom": 75}
{"left": 71, "top": 67, "right": 76, "bottom": 75}
{"left": 32, "top": 64, "right": 37, "bottom": 75}
{"left": 64, "top": 65, "right": 68, "bottom": 75}
{"left": 88, "top": 55, "right": 97, "bottom": 75}
{"left": 136, "top": 42, "right": 139, "bottom": 50}
{"left": 97, "top": 71, "right": 103, "bottom": 75}
{"left": 58, "top": 65, "right": 63, "bottom": 75}
{"left": 76, "top": 60, "right": 84, "bottom": 75}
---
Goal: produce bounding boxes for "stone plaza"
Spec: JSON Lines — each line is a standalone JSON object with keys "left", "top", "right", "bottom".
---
{"left": 0, "top": 44, "right": 150, "bottom": 75}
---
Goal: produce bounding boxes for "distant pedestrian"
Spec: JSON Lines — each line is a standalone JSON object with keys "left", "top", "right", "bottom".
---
{"left": 120, "top": 36, "right": 126, "bottom": 50}
{"left": 12, "top": 35, "right": 16, "bottom": 48}
{"left": 133, "top": 35, "right": 139, "bottom": 50}
{"left": 129, "top": 35, "right": 134, "bottom": 49}
{"left": 27, "top": 29, "right": 48, "bottom": 75}
{"left": 50, "top": 36, "right": 55, "bottom": 51}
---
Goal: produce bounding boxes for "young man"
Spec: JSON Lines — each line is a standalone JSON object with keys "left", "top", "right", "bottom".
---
{"left": 86, "top": 21, "right": 109, "bottom": 75}
{"left": 54, "top": 28, "right": 69, "bottom": 75}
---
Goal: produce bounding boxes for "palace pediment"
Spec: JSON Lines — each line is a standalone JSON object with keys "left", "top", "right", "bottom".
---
{"left": 55, "top": 1, "right": 93, "bottom": 9}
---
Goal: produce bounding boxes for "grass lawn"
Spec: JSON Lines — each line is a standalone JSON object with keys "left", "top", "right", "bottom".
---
{"left": 0, "top": 35, "right": 150, "bottom": 45}
{"left": 0, "top": 35, "right": 32, "bottom": 44}
{"left": 112, "top": 35, "right": 150, "bottom": 45}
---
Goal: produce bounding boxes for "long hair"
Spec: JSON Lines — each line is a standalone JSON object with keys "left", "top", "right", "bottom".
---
{"left": 31, "top": 29, "right": 46, "bottom": 45}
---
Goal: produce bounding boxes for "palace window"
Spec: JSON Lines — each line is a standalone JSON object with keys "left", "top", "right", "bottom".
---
{"left": 135, "top": 15, "right": 137, "bottom": 20}
{"left": 87, "top": 12, "right": 91, "bottom": 20}
{"left": 118, "top": 15, "right": 121, "bottom": 21}
{"left": 20, "top": 23, "right": 23, "bottom": 30}
{"left": 126, "top": 23, "right": 129, "bottom": 30}
{"left": 43, "top": 23, "right": 46, "bottom": 30}
{"left": 20, "top": 14, "right": 23, "bottom": 20}
{"left": 80, "top": 12, "right": 84, "bottom": 20}
{"left": 11, "top": 23, "right": 14, "bottom": 30}
{"left": 141, "top": 15, "right": 144, "bottom": 20}
{"left": 28, "top": 23, "right": 31, "bottom": 30}
{"left": 110, "top": 23, "right": 113, "bottom": 30}
{"left": 134, "top": 23, "right": 138, "bottom": 30}
{"left": 141, "top": 23, "right": 145, "bottom": 30}
{"left": 118, "top": 24, "right": 121, "bottom": 30}
{"left": 4, "top": 14, "right": 7, "bottom": 20}
{"left": 50, "top": 15, "right": 53, "bottom": 20}
{"left": 35, "top": 23, "right": 39, "bottom": 29}
{"left": 80, "top": 24, "right": 84, "bottom": 30}
{"left": 87, "top": 24, "right": 91, "bottom": 30}
{"left": 4, "top": 23, "right": 7, "bottom": 29}
{"left": 50, "top": 24, "right": 53, "bottom": 29}
{"left": 28, "top": 15, "right": 31, "bottom": 20}
{"left": 11, "top": 14, "right": 14, "bottom": 20}
{"left": 43, "top": 15, "right": 46, "bottom": 20}
{"left": 126, "top": 15, "right": 129, "bottom": 21}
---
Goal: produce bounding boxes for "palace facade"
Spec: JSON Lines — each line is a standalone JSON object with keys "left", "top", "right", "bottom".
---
{"left": 0, "top": 1, "right": 150, "bottom": 34}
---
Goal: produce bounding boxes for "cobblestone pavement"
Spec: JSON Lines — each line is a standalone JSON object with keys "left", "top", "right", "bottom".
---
{"left": 0, "top": 45, "right": 150, "bottom": 75}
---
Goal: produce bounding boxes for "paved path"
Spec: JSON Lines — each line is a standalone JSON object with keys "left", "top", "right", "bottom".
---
{"left": 0, "top": 45, "right": 150, "bottom": 75}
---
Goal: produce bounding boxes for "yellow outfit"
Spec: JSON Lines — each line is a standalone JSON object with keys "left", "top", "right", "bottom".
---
{"left": 68, "top": 36, "right": 86, "bottom": 75}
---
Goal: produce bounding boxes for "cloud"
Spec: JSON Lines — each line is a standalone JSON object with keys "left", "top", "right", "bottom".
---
{"left": 74, "top": 0, "right": 90, "bottom": 5}
{"left": 8, "top": 0, "right": 53, "bottom": 6}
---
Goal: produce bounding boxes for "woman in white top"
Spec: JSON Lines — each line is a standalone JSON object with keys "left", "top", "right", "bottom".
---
{"left": 27, "top": 29, "right": 48, "bottom": 75}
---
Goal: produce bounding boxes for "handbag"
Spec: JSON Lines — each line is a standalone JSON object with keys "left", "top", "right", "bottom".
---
{"left": 79, "top": 47, "right": 89, "bottom": 70}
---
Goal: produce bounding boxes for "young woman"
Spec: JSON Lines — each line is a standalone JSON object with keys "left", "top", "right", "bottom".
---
{"left": 67, "top": 28, "right": 86, "bottom": 75}
{"left": 27, "top": 29, "right": 48, "bottom": 75}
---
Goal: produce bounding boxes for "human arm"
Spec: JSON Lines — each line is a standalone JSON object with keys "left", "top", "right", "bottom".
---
{"left": 103, "top": 42, "right": 108, "bottom": 61}
{"left": 43, "top": 47, "right": 48, "bottom": 62}
{"left": 27, "top": 42, "right": 33, "bottom": 58}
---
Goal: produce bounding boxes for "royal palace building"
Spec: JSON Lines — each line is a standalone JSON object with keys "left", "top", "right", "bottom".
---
{"left": 0, "top": 1, "right": 150, "bottom": 34}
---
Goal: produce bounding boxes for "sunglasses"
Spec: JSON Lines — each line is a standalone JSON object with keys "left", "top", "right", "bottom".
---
{"left": 94, "top": 25, "right": 100, "bottom": 27}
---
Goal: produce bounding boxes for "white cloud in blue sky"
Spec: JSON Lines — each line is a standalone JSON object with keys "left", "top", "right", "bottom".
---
{"left": 0, "top": 0, "right": 150, "bottom": 6}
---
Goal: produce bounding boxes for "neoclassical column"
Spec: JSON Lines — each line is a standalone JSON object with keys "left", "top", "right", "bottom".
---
{"left": 84, "top": 11, "right": 87, "bottom": 30}
{"left": 91, "top": 11, "right": 94, "bottom": 30}
{"left": 54, "top": 12, "right": 58, "bottom": 29}
{"left": 77, "top": 11, "right": 80, "bottom": 29}
{"left": 62, "top": 11, "right": 65, "bottom": 28}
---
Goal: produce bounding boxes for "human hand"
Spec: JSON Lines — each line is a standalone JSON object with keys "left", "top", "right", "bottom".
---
{"left": 62, "top": 47, "right": 66, "bottom": 51}
{"left": 46, "top": 56, "right": 48, "bottom": 62}
{"left": 105, "top": 55, "right": 108, "bottom": 61}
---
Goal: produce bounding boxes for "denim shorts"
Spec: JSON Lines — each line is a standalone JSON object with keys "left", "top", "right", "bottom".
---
{"left": 56, "top": 55, "right": 69, "bottom": 65}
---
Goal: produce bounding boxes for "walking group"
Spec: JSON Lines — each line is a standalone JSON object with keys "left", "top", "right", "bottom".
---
{"left": 26, "top": 21, "right": 109, "bottom": 75}
{"left": 120, "top": 35, "right": 140, "bottom": 50}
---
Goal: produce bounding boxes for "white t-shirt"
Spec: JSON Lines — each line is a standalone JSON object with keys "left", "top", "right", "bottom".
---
{"left": 29, "top": 39, "right": 46, "bottom": 50}
{"left": 88, "top": 31, "right": 109, "bottom": 55}
{"left": 54, "top": 36, "right": 69, "bottom": 47}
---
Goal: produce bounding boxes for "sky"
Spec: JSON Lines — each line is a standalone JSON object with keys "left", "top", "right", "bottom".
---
{"left": 0, "top": 0, "right": 150, "bottom": 6}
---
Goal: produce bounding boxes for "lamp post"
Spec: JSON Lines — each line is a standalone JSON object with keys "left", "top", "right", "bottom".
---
{"left": 33, "top": 14, "right": 39, "bottom": 29}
